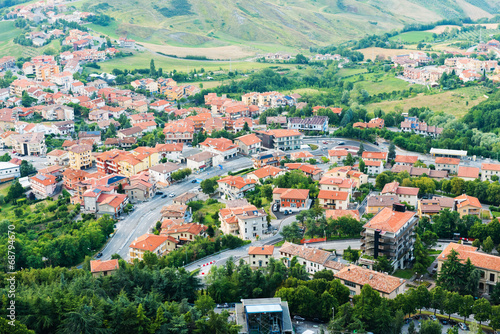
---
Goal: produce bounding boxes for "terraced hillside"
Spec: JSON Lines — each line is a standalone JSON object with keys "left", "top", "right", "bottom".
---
{"left": 76, "top": 0, "right": 498, "bottom": 53}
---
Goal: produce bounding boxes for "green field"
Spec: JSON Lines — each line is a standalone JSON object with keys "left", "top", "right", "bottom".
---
{"left": 390, "top": 31, "right": 435, "bottom": 43}
{"left": 365, "top": 86, "right": 489, "bottom": 117}
{"left": 97, "top": 51, "right": 295, "bottom": 73}
{"left": 356, "top": 73, "right": 414, "bottom": 95}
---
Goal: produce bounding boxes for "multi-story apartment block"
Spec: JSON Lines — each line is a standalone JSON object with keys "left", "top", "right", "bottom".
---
{"left": 256, "top": 129, "right": 303, "bottom": 151}
{"left": 235, "top": 133, "right": 262, "bottom": 155}
{"left": 287, "top": 116, "right": 328, "bottom": 132}
{"left": 219, "top": 204, "right": 268, "bottom": 240}
{"left": 279, "top": 242, "right": 345, "bottom": 276}
{"left": 217, "top": 176, "right": 257, "bottom": 199}
{"left": 11, "top": 132, "right": 46, "bottom": 156}
{"left": 360, "top": 204, "right": 418, "bottom": 270}
{"left": 481, "top": 163, "right": 500, "bottom": 181}
{"left": 129, "top": 234, "right": 178, "bottom": 261}
{"left": 68, "top": 144, "right": 92, "bottom": 170}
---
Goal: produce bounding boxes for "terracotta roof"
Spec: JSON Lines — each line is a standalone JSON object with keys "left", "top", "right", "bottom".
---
{"left": 161, "top": 222, "right": 207, "bottom": 236}
{"left": 328, "top": 149, "right": 349, "bottom": 157}
{"left": 129, "top": 234, "right": 177, "bottom": 251}
{"left": 149, "top": 162, "right": 179, "bottom": 174}
{"left": 279, "top": 242, "right": 331, "bottom": 264}
{"left": 235, "top": 133, "right": 262, "bottom": 147}
{"left": 217, "top": 175, "right": 257, "bottom": 189}
{"left": 394, "top": 155, "right": 418, "bottom": 164}
{"left": 362, "top": 151, "right": 387, "bottom": 160}
{"left": 298, "top": 164, "right": 323, "bottom": 175}
{"left": 318, "top": 190, "right": 349, "bottom": 201}
{"left": 273, "top": 188, "right": 310, "bottom": 200}
{"left": 90, "top": 259, "right": 119, "bottom": 273}
{"left": 68, "top": 144, "right": 92, "bottom": 154}
{"left": 319, "top": 177, "right": 356, "bottom": 189}
{"left": 248, "top": 245, "right": 274, "bottom": 256}
{"left": 457, "top": 166, "right": 480, "bottom": 179}
{"left": 481, "top": 163, "right": 500, "bottom": 171}
{"left": 438, "top": 243, "right": 500, "bottom": 272}
{"left": 367, "top": 195, "right": 400, "bottom": 207}
{"left": 257, "top": 129, "right": 303, "bottom": 138}
{"left": 334, "top": 265, "right": 405, "bottom": 295}
{"left": 200, "top": 137, "right": 237, "bottom": 152}
{"left": 324, "top": 260, "right": 346, "bottom": 271}
{"left": 291, "top": 151, "right": 314, "bottom": 159}
{"left": 187, "top": 151, "right": 217, "bottom": 163}
{"left": 435, "top": 157, "right": 460, "bottom": 165}
{"left": 325, "top": 209, "right": 360, "bottom": 221}
{"left": 381, "top": 181, "right": 419, "bottom": 196}
{"left": 155, "top": 143, "right": 183, "bottom": 153}
{"left": 455, "top": 194, "right": 481, "bottom": 209}
{"left": 30, "top": 173, "right": 56, "bottom": 186}
{"left": 47, "top": 149, "right": 67, "bottom": 157}
{"left": 363, "top": 207, "right": 416, "bottom": 233}
{"left": 97, "top": 193, "right": 127, "bottom": 208}
{"left": 250, "top": 166, "right": 283, "bottom": 179}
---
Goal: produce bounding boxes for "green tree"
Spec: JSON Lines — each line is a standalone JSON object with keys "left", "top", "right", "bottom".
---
{"left": 6, "top": 180, "right": 24, "bottom": 203}
{"left": 343, "top": 246, "right": 360, "bottom": 263}
{"left": 473, "top": 298, "right": 491, "bottom": 325}
{"left": 57, "top": 304, "right": 107, "bottom": 334}
{"left": 374, "top": 255, "right": 392, "bottom": 273}
{"left": 413, "top": 234, "right": 430, "bottom": 275}
{"left": 194, "top": 310, "right": 240, "bottom": 334}
{"left": 344, "top": 153, "right": 355, "bottom": 166}
{"left": 201, "top": 177, "right": 218, "bottom": 195}
{"left": 388, "top": 143, "right": 396, "bottom": 161}
{"left": 150, "top": 59, "right": 156, "bottom": 78}
{"left": 280, "top": 221, "right": 302, "bottom": 242}
{"left": 459, "top": 295, "right": 474, "bottom": 322}
{"left": 142, "top": 250, "right": 158, "bottom": 267}
{"left": 195, "top": 292, "right": 216, "bottom": 315}
{"left": 359, "top": 159, "right": 366, "bottom": 174}
{"left": 0, "top": 153, "right": 11, "bottom": 161}
{"left": 419, "top": 320, "right": 442, "bottom": 334}
{"left": 357, "top": 143, "right": 364, "bottom": 156}
{"left": 483, "top": 236, "right": 494, "bottom": 253}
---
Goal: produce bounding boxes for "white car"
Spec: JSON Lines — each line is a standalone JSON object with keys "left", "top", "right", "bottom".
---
{"left": 168, "top": 193, "right": 175, "bottom": 198}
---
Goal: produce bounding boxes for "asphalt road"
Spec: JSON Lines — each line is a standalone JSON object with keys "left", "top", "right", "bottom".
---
{"left": 100, "top": 156, "right": 253, "bottom": 261}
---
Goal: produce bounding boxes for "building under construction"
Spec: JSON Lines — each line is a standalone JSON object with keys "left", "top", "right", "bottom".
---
{"left": 235, "top": 298, "right": 293, "bottom": 334}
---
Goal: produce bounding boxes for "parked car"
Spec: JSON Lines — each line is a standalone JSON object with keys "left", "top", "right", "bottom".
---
{"left": 323, "top": 141, "right": 328, "bottom": 144}
{"left": 161, "top": 194, "right": 168, "bottom": 198}
{"left": 283, "top": 210, "right": 289, "bottom": 215}
{"left": 429, "top": 315, "right": 437, "bottom": 321}
{"left": 458, "top": 323, "right": 468, "bottom": 331}
{"left": 337, "top": 141, "right": 345, "bottom": 145}
{"left": 169, "top": 193, "right": 175, "bottom": 198}
{"left": 293, "top": 316, "right": 305, "bottom": 321}
{"left": 440, "top": 319, "right": 448, "bottom": 325}
{"left": 96, "top": 252, "right": 103, "bottom": 258}
{"left": 157, "top": 192, "right": 164, "bottom": 195}
{"left": 191, "top": 179, "right": 197, "bottom": 183}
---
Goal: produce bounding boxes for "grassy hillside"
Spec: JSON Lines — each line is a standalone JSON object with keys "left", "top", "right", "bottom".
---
{"left": 76, "top": 0, "right": 498, "bottom": 54}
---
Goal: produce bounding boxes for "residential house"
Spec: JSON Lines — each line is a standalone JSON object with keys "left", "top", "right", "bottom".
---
{"left": 435, "top": 157, "right": 460, "bottom": 174}
{"left": 199, "top": 137, "right": 238, "bottom": 160}
{"left": 317, "top": 190, "right": 349, "bottom": 210}
{"left": 217, "top": 176, "right": 257, "bottom": 199}
{"left": 248, "top": 245, "right": 275, "bottom": 268}
{"left": 391, "top": 165, "right": 448, "bottom": 180}
{"left": 90, "top": 259, "right": 119, "bottom": 278}
{"left": 161, "top": 204, "right": 191, "bottom": 222}
{"left": 319, "top": 177, "right": 356, "bottom": 198}
{"left": 160, "top": 221, "right": 207, "bottom": 243}
{"left": 279, "top": 242, "right": 344, "bottom": 276}
{"left": 246, "top": 166, "right": 285, "bottom": 183}
{"left": 417, "top": 196, "right": 455, "bottom": 218}
{"left": 78, "top": 131, "right": 101, "bottom": 144}
{"left": 11, "top": 132, "right": 46, "bottom": 156}
{"left": 219, "top": 203, "right": 267, "bottom": 240}
{"left": 30, "top": 173, "right": 57, "bottom": 199}
{"left": 68, "top": 144, "right": 92, "bottom": 170}
{"left": 41, "top": 104, "right": 74, "bottom": 121}
{"left": 455, "top": 194, "right": 482, "bottom": 218}
{"left": 325, "top": 209, "right": 360, "bottom": 221}
{"left": 358, "top": 160, "right": 384, "bottom": 175}
{"left": 272, "top": 188, "right": 310, "bottom": 213}
{"left": 149, "top": 162, "right": 180, "bottom": 185}
{"left": 117, "top": 126, "right": 143, "bottom": 139}
{"left": 287, "top": 116, "right": 328, "bottom": 132}
{"left": 251, "top": 150, "right": 287, "bottom": 169}
{"left": 124, "top": 179, "right": 155, "bottom": 203}
{"left": 186, "top": 151, "right": 217, "bottom": 171}
{"left": 360, "top": 205, "right": 418, "bottom": 270}
{"left": 256, "top": 129, "right": 303, "bottom": 151}
{"left": 172, "top": 192, "right": 198, "bottom": 206}
{"left": 381, "top": 181, "right": 419, "bottom": 207}
{"left": 366, "top": 195, "right": 401, "bottom": 214}
{"left": 163, "top": 120, "right": 194, "bottom": 143}
{"left": 129, "top": 234, "right": 178, "bottom": 261}
{"left": 328, "top": 149, "right": 349, "bottom": 164}
{"left": 481, "top": 163, "right": 500, "bottom": 182}
{"left": 362, "top": 151, "right": 388, "bottom": 163}
{"left": 235, "top": 133, "right": 262, "bottom": 155}
{"left": 335, "top": 265, "right": 406, "bottom": 299}
{"left": 394, "top": 155, "right": 419, "bottom": 166}
{"left": 457, "top": 166, "right": 480, "bottom": 181}
{"left": 437, "top": 243, "right": 500, "bottom": 296}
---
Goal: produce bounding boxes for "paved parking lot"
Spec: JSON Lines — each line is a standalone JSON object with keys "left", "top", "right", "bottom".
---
{"left": 402, "top": 316, "right": 472, "bottom": 334}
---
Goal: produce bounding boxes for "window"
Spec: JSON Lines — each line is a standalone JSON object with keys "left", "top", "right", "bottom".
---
{"left": 349, "top": 290, "right": 356, "bottom": 296}
{"left": 490, "top": 273, "right": 495, "bottom": 282}
{"left": 345, "top": 281, "right": 356, "bottom": 288}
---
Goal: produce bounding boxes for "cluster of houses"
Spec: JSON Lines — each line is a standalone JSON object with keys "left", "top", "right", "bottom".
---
{"left": 394, "top": 45, "right": 500, "bottom": 84}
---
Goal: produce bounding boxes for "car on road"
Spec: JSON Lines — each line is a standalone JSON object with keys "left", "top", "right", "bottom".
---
{"left": 157, "top": 192, "right": 164, "bottom": 195}
{"left": 191, "top": 179, "right": 197, "bottom": 183}
{"left": 337, "top": 141, "right": 345, "bottom": 145}
{"left": 323, "top": 141, "right": 328, "bottom": 144}
{"left": 96, "top": 252, "right": 103, "bottom": 258}
{"left": 458, "top": 323, "right": 468, "bottom": 330}
{"left": 169, "top": 193, "right": 175, "bottom": 198}
{"left": 293, "top": 316, "right": 305, "bottom": 321}
{"left": 161, "top": 194, "right": 168, "bottom": 198}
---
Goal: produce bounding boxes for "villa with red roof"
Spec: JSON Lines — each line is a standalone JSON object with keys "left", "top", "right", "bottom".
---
{"left": 394, "top": 155, "right": 419, "bottom": 166}
{"left": 437, "top": 243, "right": 500, "bottom": 296}
{"left": 129, "top": 234, "right": 178, "bottom": 261}
{"left": 457, "top": 166, "right": 480, "bottom": 181}
{"left": 199, "top": 137, "right": 238, "bottom": 160}
{"left": 30, "top": 173, "right": 57, "bottom": 199}
{"left": 319, "top": 176, "right": 356, "bottom": 197}
{"left": 90, "top": 259, "right": 119, "bottom": 277}
{"left": 454, "top": 194, "right": 481, "bottom": 218}
{"left": 381, "top": 181, "right": 419, "bottom": 207}
{"left": 481, "top": 163, "right": 500, "bottom": 182}
{"left": 235, "top": 133, "right": 262, "bottom": 155}
{"left": 435, "top": 157, "right": 460, "bottom": 174}
{"left": 272, "top": 188, "right": 311, "bottom": 213}
{"left": 217, "top": 175, "right": 257, "bottom": 199}
{"left": 246, "top": 165, "right": 285, "bottom": 183}
{"left": 362, "top": 151, "right": 388, "bottom": 162}
{"left": 248, "top": 245, "right": 275, "bottom": 268}
{"left": 318, "top": 190, "right": 349, "bottom": 210}
{"left": 328, "top": 149, "right": 349, "bottom": 164}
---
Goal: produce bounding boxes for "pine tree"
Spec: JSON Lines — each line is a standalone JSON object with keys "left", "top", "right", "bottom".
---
{"left": 150, "top": 59, "right": 156, "bottom": 78}
{"left": 413, "top": 234, "right": 430, "bottom": 275}
{"left": 357, "top": 142, "right": 364, "bottom": 156}
{"left": 359, "top": 159, "right": 366, "bottom": 174}
{"left": 388, "top": 143, "right": 396, "bottom": 161}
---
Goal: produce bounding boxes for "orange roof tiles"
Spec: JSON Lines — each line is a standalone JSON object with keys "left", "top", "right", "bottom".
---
{"left": 482, "top": 163, "right": 500, "bottom": 171}
{"left": 394, "top": 155, "right": 418, "bottom": 164}
{"left": 362, "top": 151, "right": 387, "bottom": 160}
{"left": 217, "top": 175, "right": 256, "bottom": 189}
{"left": 258, "top": 129, "right": 303, "bottom": 138}
{"left": 455, "top": 194, "right": 481, "bottom": 209}
{"left": 335, "top": 265, "right": 405, "bottom": 294}
{"left": 279, "top": 242, "right": 331, "bottom": 264}
{"left": 438, "top": 243, "right": 500, "bottom": 272}
{"left": 236, "top": 133, "right": 261, "bottom": 146}
{"left": 328, "top": 149, "right": 348, "bottom": 157}
{"left": 90, "top": 259, "right": 119, "bottom": 273}
{"left": 200, "top": 137, "right": 237, "bottom": 152}
{"left": 318, "top": 190, "right": 349, "bottom": 201}
{"left": 129, "top": 234, "right": 177, "bottom": 251}
{"left": 457, "top": 166, "right": 480, "bottom": 179}
{"left": 273, "top": 188, "right": 310, "bottom": 200}
{"left": 291, "top": 151, "right": 314, "bottom": 160}
{"left": 363, "top": 207, "right": 416, "bottom": 233}
{"left": 325, "top": 209, "right": 360, "bottom": 221}
{"left": 249, "top": 245, "right": 275, "bottom": 255}
{"left": 161, "top": 222, "right": 208, "bottom": 236}
{"left": 435, "top": 157, "right": 460, "bottom": 165}
{"left": 250, "top": 166, "right": 283, "bottom": 179}
{"left": 30, "top": 173, "right": 56, "bottom": 186}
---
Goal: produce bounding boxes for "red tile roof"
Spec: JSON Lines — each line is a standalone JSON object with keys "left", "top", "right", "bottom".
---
{"left": 325, "top": 209, "right": 360, "bottom": 221}
{"left": 455, "top": 194, "right": 481, "bottom": 209}
{"left": 129, "top": 234, "right": 178, "bottom": 251}
{"left": 394, "top": 155, "right": 418, "bottom": 164}
{"left": 90, "top": 259, "right": 119, "bottom": 273}
{"left": 248, "top": 245, "right": 274, "bottom": 255}
{"left": 236, "top": 133, "right": 261, "bottom": 146}
{"left": 363, "top": 207, "right": 416, "bottom": 233}
{"left": 362, "top": 151, "right": 387, "bottom": 160}
{"left": 335, "top": 265, "right": 405, "bottom": 294}
{"left": 482, "top": 163, "right": 500, "bottom": 171}
{"left": 318, "top": 190, "right": 349, "bottom": 201}
{"left": 435, "top": 157, "right": 460, "bottom": 165}
{"left": 438, "top": 242, "right": 500, "bottom": 272}
{"left": 457, "top": 166, "right": 480, "bottom": 179}
{"left": 274, "top": 188, "right": 310, "bottom": 200}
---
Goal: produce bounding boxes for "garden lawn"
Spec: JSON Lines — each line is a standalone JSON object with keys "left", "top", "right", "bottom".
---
{"left": 393, "top": 269, "right": 414, "bottom": 279}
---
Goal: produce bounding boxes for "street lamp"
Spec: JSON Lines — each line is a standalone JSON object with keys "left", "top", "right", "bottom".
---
{"left": 332, "top": 306, "right": 335, "bottom": 321}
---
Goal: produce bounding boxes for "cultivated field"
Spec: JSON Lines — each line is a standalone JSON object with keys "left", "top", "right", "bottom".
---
{"left": 140, "top": 42, "right": 254, "bottom": 60}
{"left": 425, "top": 25, "right": 461, "bottom": 34}
{"left": 364, "top": 86, "right": 489, "bottom": 117}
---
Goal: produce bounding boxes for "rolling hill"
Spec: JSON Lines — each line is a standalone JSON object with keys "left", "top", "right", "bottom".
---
{"left": 76, "top": 0, "right": 498, "bottom": 54}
